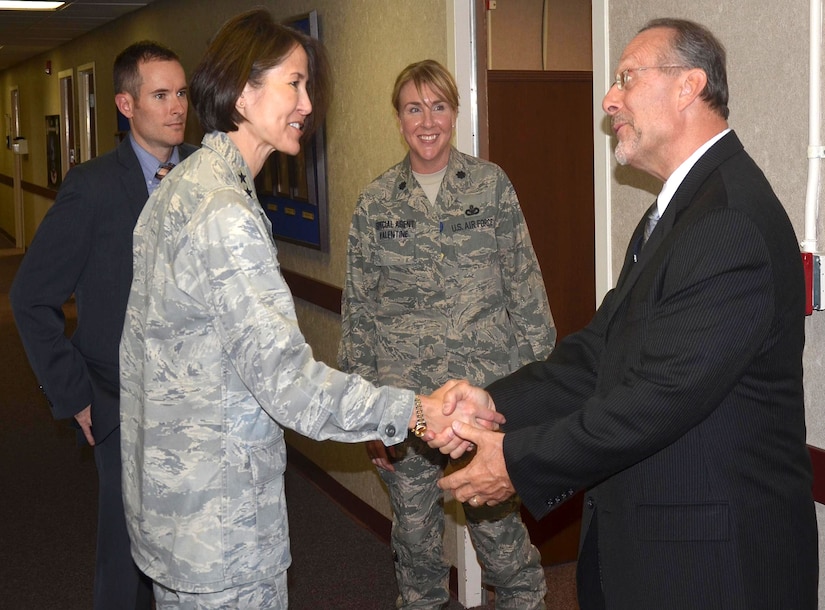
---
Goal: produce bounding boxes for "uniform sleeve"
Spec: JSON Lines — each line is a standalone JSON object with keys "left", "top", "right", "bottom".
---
{"left": 188, "top": 195, "right": 412, "bottom": 445}
{"left": 494, "top": 170, "right": 556, "bottom": 364}
{"left": 337, "top": 193, "right": 381, "bottom": 383}
{"left": 9, "top": 167, "right": 94, "bottom": 419}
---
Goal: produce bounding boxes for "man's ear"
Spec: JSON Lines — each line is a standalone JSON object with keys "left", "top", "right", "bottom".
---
{"left": 115, "top": 93, "right": 134, "bottom": 118}
{"left": 677, "top": 68, "right": 707, "bottom": 110}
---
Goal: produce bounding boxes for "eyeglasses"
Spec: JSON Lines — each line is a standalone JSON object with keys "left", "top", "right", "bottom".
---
{"left": 612, "top": 65, "right": 688, "bottom": 90}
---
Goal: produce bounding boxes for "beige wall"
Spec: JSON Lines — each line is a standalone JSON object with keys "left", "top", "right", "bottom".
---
{"left": 487, "top": 0, "right": 592, "bottom": 70}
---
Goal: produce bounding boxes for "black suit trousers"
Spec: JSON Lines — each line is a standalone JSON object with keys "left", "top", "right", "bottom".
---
{"left": 92, "top": 427, "right": 152, "bottom": 610}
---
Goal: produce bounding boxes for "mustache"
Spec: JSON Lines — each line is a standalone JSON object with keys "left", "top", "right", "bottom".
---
{"left": 611, "top": 114, "right": 631, "bottom": 130}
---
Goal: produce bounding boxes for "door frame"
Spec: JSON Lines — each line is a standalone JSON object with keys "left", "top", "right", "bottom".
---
{"left": 58, "top": 68, "right": 75, "bottom": 177}
{"left": 77, "top": 62, "right": 97, "bottom": 162}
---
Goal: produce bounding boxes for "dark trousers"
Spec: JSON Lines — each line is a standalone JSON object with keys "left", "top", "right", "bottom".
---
{"left": 92, "top": 427, "right": 153, "bottom": 610}
{"left": 577, "top": 513, "right": 606, "bottom": 610}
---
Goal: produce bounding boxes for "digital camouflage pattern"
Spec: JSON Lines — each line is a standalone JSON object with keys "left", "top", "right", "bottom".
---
{"left": 153, "top": 573, "right": 287, "bottom": 609}
{"left": 339, "top": 148, "right": 554, "bottom": 609}
{"left": 339, "top": 148, "right": 555, "bottom": 392}
{"left": 121, "top": 131, "right": 414, "bottom": 595}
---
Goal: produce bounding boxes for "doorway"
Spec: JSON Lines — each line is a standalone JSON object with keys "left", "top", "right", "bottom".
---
{"left": 59, "top": 69, "right": 76, "bottom": 178}
{"left": 9, "top": 87, "right": 24, "bottom": 251}
{"left": 77, "top": 63, "right": 97, "bottom": 162}
{"left": 481, "top": 0, "right": 595, "bottom": 565}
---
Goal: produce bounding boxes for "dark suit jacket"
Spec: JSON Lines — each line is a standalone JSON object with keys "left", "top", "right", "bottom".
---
{"left": 488, "top": 132, "right": 818, "bottom": 609}
{"left": 10, "top": 137, "right": 197, "bottom": 444}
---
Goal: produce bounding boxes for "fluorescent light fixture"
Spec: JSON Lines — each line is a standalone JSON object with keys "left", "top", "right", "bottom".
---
{"left": 0, "top": 1, "right": 66, "bottom": 9}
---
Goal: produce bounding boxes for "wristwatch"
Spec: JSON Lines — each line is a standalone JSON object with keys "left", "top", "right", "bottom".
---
{"left": 413, "top": 395, "right": 427, "bottom": 437}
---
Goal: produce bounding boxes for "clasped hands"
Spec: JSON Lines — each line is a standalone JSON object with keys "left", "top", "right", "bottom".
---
{"left": 416, "top": 380, "right": 516, "bottom": 507}
{"left": 368, "top": 379, "right": 499, "bottom": 473}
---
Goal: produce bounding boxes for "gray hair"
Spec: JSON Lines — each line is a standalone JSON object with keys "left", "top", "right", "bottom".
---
{"left": 641, "top": 18, "right": 729, "bottom": 120}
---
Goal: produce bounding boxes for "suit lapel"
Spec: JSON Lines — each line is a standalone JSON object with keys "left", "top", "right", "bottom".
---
{"left": 114, "top": 139, "right": 198, "bottom": 223}
{"left": 115, "top": 138, "right": 150, "bottom": 223}
{"left": 614, "top": 204, "right": 650, "bottom": 290}
{"left": 608, "top": 131, "right": 745, "bottom": 320}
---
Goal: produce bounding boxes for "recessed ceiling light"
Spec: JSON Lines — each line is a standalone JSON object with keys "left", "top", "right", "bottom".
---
{"left": 0, "top": 1, "right": 66, "bottom": 10}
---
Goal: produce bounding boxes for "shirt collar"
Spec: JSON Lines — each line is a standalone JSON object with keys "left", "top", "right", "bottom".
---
{"left": 129, "top": 133, "right": 182, "bottom": 195}
{"left": 656, "top": 128, "right": 730, "bottom": 215}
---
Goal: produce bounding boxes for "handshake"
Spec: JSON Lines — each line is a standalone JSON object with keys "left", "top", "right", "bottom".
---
{"left": 403, "top": 380, "right": 516, "bottom": 508}
{"left": 411, "top": 379, "right": 499, "bottom": 456}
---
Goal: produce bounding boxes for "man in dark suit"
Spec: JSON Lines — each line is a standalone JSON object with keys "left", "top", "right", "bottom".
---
{"left": 10, "top": 41, "right": 196, "bottom": 610}
{"left": 430, "top": 18, "right": 818, "bottom": 609}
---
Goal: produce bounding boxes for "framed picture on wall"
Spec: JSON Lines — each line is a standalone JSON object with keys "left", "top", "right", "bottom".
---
{"left": 254, "top": 9, "right": 329, "bottom": 251}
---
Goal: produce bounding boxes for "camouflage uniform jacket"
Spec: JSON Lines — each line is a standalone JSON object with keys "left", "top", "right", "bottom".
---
{"left": 339, "top": 148, "right": 555, "bottom": 393}
{"left": 120, "top": 131, "right": 414, "bottom": 593}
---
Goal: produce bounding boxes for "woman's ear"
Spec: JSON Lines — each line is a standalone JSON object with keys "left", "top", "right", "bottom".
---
{"left": 236, "top": 83, "right": 255, "bottom": 115}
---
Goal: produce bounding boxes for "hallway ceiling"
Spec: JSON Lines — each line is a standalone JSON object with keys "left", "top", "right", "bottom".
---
{"left": 0, "top": 0, "right": 160, "bottom": 71}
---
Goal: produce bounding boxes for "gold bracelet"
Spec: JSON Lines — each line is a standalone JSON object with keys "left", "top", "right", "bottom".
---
{"left": 413, "top": 395, "right": 427, "bottom": 437}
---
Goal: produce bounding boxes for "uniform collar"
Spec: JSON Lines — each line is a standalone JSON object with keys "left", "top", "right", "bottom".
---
{"left": 394, "top": 147, "right": 470, "bottom": 200}
{"left": 201, "top": 131, "right": 257, "bottom": 201}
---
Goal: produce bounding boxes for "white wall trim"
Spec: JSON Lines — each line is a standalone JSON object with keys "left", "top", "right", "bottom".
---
{"left": 445, "top": 5, "right": 485, "bottom": 606}
{"left": 447, "top": 0, "right": 479, "bottom": 157}
{"left": 592, "top": 0, "right": 613, "bottom": 304}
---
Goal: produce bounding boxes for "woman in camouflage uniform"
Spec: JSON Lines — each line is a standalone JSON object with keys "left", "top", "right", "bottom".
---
{"left": 120, "top": 14, "right": 501, "bottom": 610}
{"left": 339, "top": 60, "right": 555, "bottom": 610}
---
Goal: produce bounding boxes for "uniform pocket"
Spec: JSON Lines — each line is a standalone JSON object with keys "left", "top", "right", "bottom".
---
{"left": 376, "top": 249, "right": 417, "bottom": 313}
{"left": 248, "top": 441, "right": 287, "bottom": 547}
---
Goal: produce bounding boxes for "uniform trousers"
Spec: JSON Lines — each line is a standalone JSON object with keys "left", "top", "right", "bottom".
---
{"left": 93, "top": 427, "right": 153, "bottom": 610}
{"left": 153, "top": 573, "right": 288, "bottom": 609}
{"left": 379, "top": 436, "right": 546, "bottom": 609}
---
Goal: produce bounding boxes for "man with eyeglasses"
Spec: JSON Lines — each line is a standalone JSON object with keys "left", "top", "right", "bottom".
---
{"left": 428, "top": 17, "right": 818, "bottom": 610}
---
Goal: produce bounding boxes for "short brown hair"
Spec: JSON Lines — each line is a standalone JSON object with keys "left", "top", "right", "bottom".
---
{"left": 391, "top": 59, "right": 459, "bottom": 114}
{"left": 114, "top": 41, "right": 180, "bottom": 98}
{"left": 190, "top": 8, "right": 331, "bottom": 138}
